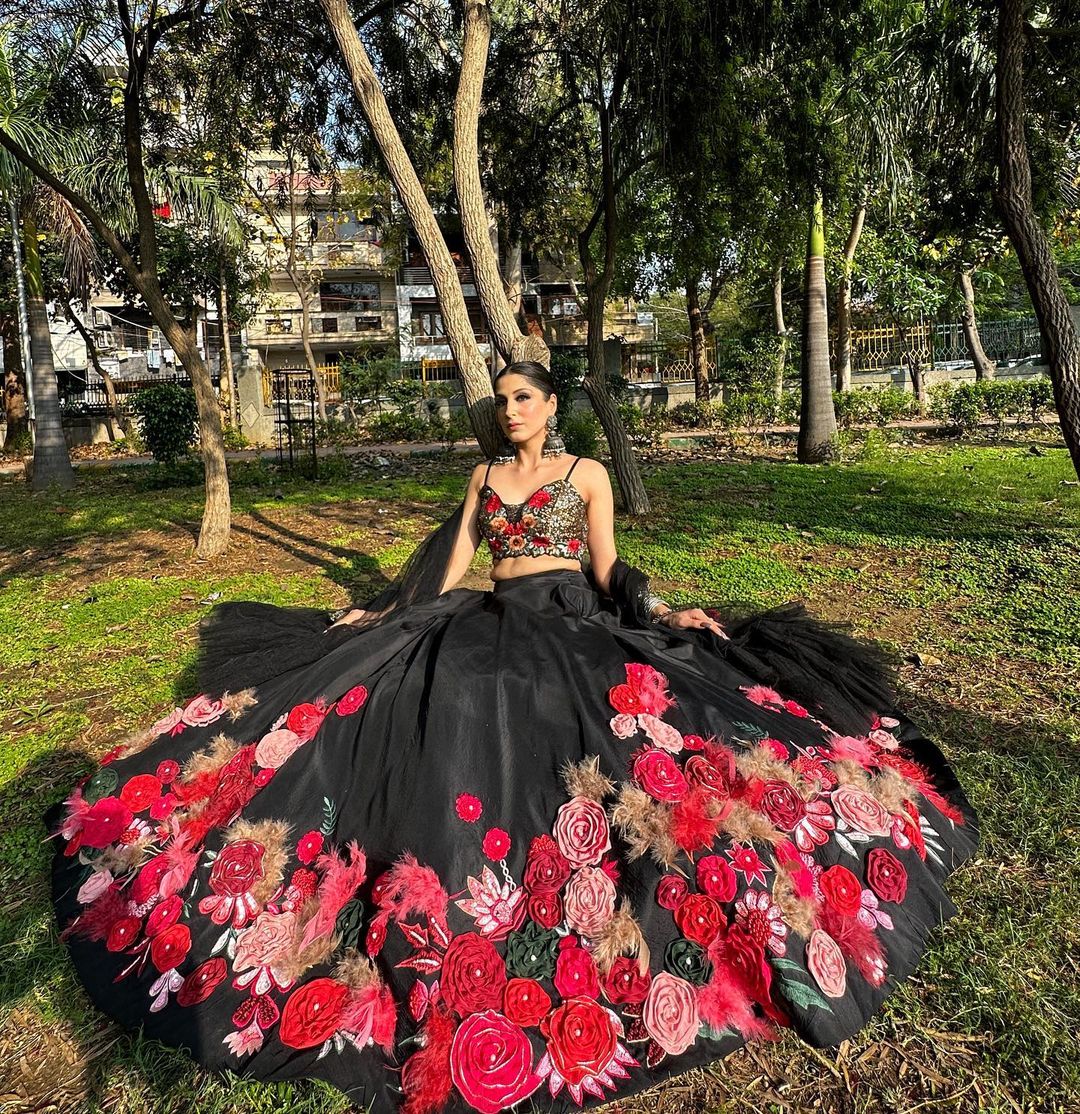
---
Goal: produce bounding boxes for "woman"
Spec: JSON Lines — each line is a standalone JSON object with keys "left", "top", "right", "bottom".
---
{"left": 46, "top": 361, "right": 977, "bottom": 1114}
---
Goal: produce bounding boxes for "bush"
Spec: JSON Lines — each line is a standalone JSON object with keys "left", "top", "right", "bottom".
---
{"left": 669, "top": 400, "right": 720, "bottom": 429}
{"left": 947, "top": 384, "right": 984, "bottom": 433}
{"left": 561, "top": 409, "right": 602, "bottom": 457}
{"left": 221, "top": 424, "right": 249, "bottom": 452}
{"left": 365, "top": 411, "right": 429, "bottom": 442}
{"left": 716, "top": 335, "right": 785, "bottom": 393}
{"left": 316, "top": 417, "right": 361, "bottom": 447}
{"left": 928, "top": 382, "right": 955, "bottom": 424}
{"left": 833, "top": 389, "right": 876, "bottom": 430}
{"left": 873, "top": 385, "right": 920, "bottom": 426}
{"left": 778, "top": 388, "right": 801, "bottom": 426}
{"left": 129, "top": 383, "right": 199, "bottom": 464}
{"left": 428, "top": 410, "right": 471, "bottom": 452}
{"left": 1025, "top": 377, "right": 1054, "bottom": 421}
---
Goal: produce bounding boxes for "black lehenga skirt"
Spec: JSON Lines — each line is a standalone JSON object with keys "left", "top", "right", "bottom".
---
{"left": 45, "top": 568, "right": 978, "bottom": 1113}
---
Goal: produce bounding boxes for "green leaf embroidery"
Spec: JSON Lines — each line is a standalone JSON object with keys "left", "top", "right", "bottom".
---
{"left": 778, "top": 975, "right": 834, "bottom": 1014}
{"left": 732, "top": 720, "right": 768, "bottom": 741}
{"left": 321, "top": 796, "right": 338, "bottom": 838}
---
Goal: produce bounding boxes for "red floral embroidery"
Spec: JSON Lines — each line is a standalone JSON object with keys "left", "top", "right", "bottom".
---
{"left": 278, "top": 977, "right": 348, "bottom": 1049}
{"left": 455, "top": 793, "right": 483, "bottom": 823}
{"left": 541, "top": 995, "right": 618, "bottom": 1084}
{"left": 553, "top": 940, "right": 600, "bottom": 999}
{"left": 120, "top": 774, "right": 162, "bottom": 812}
{"left": 440, "top": 933, "right": 507, "bottom": 1016}
{"left": 503, "top": 978, "right": 551, "bottom": 1027}
{"left": 296, "top": 831, "right": 324, "bottom": 865}
{"left": 482, "top": 828, "right": 511, "bottom": 860}
{"left": 601, "top": 957, "right": 652, "bottom": 1005}
{"left": 674, "top": 893, "right": 726, "bottom": 947}
{"left": 866, "top": 848, "right": 908, "bottom": 903}
{"left": 450, "top": 1010, "right": 541, "bottom": 1113}
{"left": 335, "top": 684, "right": 369, "bottom": 716}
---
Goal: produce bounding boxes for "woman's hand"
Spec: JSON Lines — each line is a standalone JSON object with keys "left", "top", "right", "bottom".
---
{"left": 327, "top": 608, "right": 369, "bottom": 630}
{"left": 658, "top": 607, "right": 728, "bottom": 639}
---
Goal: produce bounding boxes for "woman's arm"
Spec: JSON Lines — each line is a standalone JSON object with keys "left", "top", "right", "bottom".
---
{"left": 584, "top": 458, "right": 725, "bottom": 637}
{"left": 580, "top": 459, "right": 620, "bottom": 597}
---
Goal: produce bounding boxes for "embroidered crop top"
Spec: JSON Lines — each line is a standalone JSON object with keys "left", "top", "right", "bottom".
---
{"left": 476, "top": 456, "right": 589, "bottom": 563}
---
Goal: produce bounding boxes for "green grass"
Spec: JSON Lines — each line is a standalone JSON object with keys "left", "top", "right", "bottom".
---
{"left": 1, "top": 441, "right": 1078, "bottom": 1112}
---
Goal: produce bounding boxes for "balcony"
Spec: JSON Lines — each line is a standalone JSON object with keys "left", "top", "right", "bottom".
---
{"left": 297, "top": 240, "right": 386, "bottom": 270}
{"left": 401, "top": 263, "right": 474, "bottom": 286}
{"left": 249, "top": 306, "right": 398, "bottom": 344}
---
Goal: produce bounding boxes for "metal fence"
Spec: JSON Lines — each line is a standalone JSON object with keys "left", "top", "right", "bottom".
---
{"left": 58, "top": 371, "right": 221, "bottom": 415}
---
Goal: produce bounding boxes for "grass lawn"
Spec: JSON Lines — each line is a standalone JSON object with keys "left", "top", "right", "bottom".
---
{"left": 1, "top": 438, "right": 1077, "bottom": 1113}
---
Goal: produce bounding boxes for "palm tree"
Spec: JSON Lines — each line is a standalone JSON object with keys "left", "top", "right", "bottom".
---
{"left": 0, "top": 22, "right": 246, "bottom": 555}
{"left": 0, "top": 45, "right": 77, "bottom": 489}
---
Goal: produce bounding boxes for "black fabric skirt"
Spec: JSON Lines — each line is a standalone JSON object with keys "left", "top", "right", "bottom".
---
{"left": 46, "top": 569, "right": 978, "bottom": 1113}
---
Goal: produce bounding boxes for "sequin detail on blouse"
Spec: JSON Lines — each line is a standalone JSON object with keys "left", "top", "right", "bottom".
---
{"left": 476, "top": 458, "right": 589, "bottom": 563}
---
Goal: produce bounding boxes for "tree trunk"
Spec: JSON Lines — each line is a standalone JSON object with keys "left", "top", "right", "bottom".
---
{"left": 454, "top": 1, "right": 549, "bottom": 369}
{"left": 797, "top": 193, "right": 838, "bottom": 463}
{"left": 2, "top": 325, "right": 29, "bottom": 447}
{"left": 959, "top": 268, "right": 996, "bottom": 381}
{"left": 21, "top": 211, "right": 75, "bottom": 489}
{"left": 994, "top": 0, "right": 1080, "bottom": 477}
{"left": 582, "top": 287, "right": 648, "bottom": 512}
{"left": 59, "top": 292, "right": 123, "bottom": 441}
{"left": 835, "top": 198, "right": 866, "bottom": 392}
{"left": 298, "top": 283, "right": 328, "bottom": 421}
{"left": 0, "top": 45, "right": 231, "bottom": 553}
{"left": 773, "top": 259, "right": 788, "bottom": 400}
{"left": 218, "top": 269, "right": 238, "bottom": 425}
{"left": 686, "top": 279, "right": 710, "bottom": 402}
{"left": 320, "top": 0, "right": 501, "bottom": 454}
{"left": 156, "top": 311, "right": 231, "bottom": 556}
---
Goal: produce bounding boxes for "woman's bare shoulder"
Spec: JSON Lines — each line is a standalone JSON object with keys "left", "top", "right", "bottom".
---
{"left": 571, "top": 457, "right": 612, "bottom": 488}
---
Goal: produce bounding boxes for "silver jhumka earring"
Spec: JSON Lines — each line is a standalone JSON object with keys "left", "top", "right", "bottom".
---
{"left": 541, "top": 413, "right": 566, "bottom": 458}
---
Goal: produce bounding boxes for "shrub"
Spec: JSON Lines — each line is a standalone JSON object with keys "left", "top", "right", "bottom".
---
{"left": 428, "top": 410, "right": 471, "bottom": 452}
{"left": 873, "top": 385, "right": 919, "bottom": 426}
{"left": 928, "top": 382, "right": 954, "bottom": 424}
{"left": 669, "top": 400, "right": 720, "bottom": 429}
{"left": 981, "top": 381, "right": 1014, "bottom": 431}
{"left": 947, "top": 384, "right": 984, "bottom": 433}
{"left": 316, "top": 417, "right": 360, "bottom": 447}
{"left": 833, "top": 389, "right": 876, "bottom": 429}
{"left": 221, "top": 424, "right": 249, "bottom": 451}
{"left": 1025, "top": 377, "right": 1054, "bottom": 421}
{"left": 129, "top": 383, "right": 199, "bottom": 464}
{"left": 778, "top": 388, "right": 801, "bottom": 426}
{"left": 562, "top": 409, "right": 602, "bottom": 457}
{"left": 365, "top": 411, "right": 429, "bottom": 442}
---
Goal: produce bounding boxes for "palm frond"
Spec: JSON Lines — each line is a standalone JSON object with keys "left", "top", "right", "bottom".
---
{"left": 32, "top": 182, "right": 97, "bottom": 298}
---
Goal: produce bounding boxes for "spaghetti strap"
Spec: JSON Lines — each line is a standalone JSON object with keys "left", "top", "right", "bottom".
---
{"left": 483, "top": 459, "right": 493, "bottom": 486}
{"left": 564, "top": 455, "right": 582, "bottom": 480}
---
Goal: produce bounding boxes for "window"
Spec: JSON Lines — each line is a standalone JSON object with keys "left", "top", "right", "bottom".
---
{"left": 314, "top": 211, "right": 380, "bottom": 243}
{"left": 410, "top": 300, "right": 485, "bottom": 343}
{"left": 411, "top": 305, "right": 446, "bottom": 341}
{"left": 355, "top": 315, "right": 381, "bottom": 331}
{"left": 320, "top": 281, "right": 380, "bottom": 312}
{"left": 316, "top": 316, "right": 339, "bottom": 333}
{"left": 114, "top": 321, "right": 151, "bottom": 349}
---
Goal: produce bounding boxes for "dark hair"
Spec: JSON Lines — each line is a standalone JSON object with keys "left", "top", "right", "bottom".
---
{"left": 493, "top": 360, "right": 555, "bottom": 397}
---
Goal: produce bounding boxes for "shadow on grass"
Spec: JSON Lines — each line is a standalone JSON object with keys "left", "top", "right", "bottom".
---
{"left": 2, "top": 681, "right": 1076, "bottom": 1111}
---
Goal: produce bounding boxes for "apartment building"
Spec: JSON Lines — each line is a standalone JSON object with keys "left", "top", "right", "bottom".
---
{"left": 244, "top": 155, "right": 400, "bottom": 374}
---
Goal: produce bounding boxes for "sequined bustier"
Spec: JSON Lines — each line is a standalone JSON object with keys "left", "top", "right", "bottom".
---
{"left": 476, "top": 456, "right": 589, "bottom": 563}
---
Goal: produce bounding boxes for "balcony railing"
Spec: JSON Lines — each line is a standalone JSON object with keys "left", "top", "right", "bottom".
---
{"left": 299, "top": 240, "right": 386, "bottom": 269}
{"left": 401, "top": 263, "right": 474, "bottom": 286}
{"left": 250, "top": 305, "right": 398, "bottom": 340}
